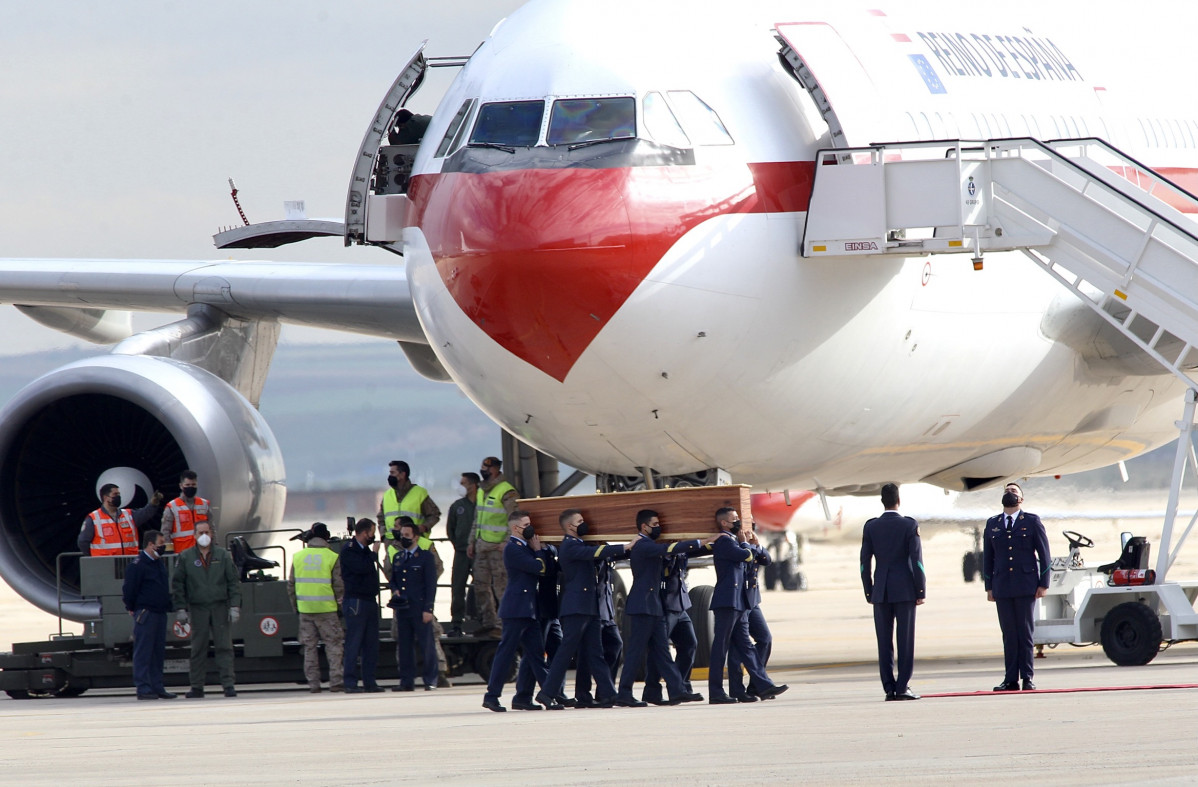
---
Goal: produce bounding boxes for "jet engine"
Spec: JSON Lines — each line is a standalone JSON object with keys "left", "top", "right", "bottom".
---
{"left": 0, "top": 354, "right": 285, "bottom": 621}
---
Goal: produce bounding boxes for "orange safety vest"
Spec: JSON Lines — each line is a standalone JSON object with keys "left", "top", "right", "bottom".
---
{"left": 165, "top": 496, "right": 210, "bottom": 552}
{"left": 88, "top": 508, "right": 139, "bottom": 556}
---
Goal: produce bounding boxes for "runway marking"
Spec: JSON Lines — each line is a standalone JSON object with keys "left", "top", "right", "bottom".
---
{"left": 924, "top": 683, "right": 1198, "bottom": 698}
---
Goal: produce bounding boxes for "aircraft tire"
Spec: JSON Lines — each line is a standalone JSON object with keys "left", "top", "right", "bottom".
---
{"left": 1101, "top": 602, "right": 1162, "bottom": 666}
{"left": 763, "top": 563, "right": 779, "bottom": 590}
{"left": 687, "top": 585, "right": 715, "bottom": 668}
{"left": 780, "top": 559, "right": 801, "bottom": 591}
{"left": 962, "top": 552, "right": 978, "bottom": 583}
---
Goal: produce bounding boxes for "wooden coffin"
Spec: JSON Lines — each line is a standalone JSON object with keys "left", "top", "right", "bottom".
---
{"left": 517, "top": 485, "right": 752, "bottom": 541}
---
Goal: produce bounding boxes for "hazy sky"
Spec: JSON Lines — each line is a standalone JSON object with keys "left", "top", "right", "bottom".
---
{"left": 0, "top": 0, "right": 525, "bottom": 350}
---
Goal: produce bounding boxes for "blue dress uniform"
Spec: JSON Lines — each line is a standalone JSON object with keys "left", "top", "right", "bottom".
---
{"left": 616, "top": 535, "right": 702, "bottom": 703}
{"left": 983, "top": 509, "right": 1051, "bottom": 687}
{"left": 860, "top": 511, "right": 926, "bottom": 697}
{"left": 642, "top": 543, "right": 706, "bottom": 703}
{"left": 728, "top": 540, "right": 772, "bottom": 699}
{"left": 389, "top": 546, "right": 438, "bottom": 689}
{"left": 573, "top": 552, "right": 624, "bottom": 702}
{"left": 512, "top": 543, "right": 562, "bottom": 706}
{"left": 709, "top": 532, "right": 778, "bottom": 702}
{"left": 122, "top": 549, "right": 172, "bottom": 698}
{"left": 541, "top": 536, "right": 627, "bottom": 705}
{"left": 484, "top": 535, "right": 551, "bottom": 706}
{"left": 340, "top": 538, "right": 382, "bottom": 692}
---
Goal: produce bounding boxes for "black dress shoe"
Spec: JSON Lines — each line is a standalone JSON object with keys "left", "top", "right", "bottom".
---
{"left": 893, "top": 689, "right": 921, "bottom": 701}
{"left": 136, "top": 694, "right": 158, "bottom": 701}
{"left": 392, "top": 685, "right": 414, "bottom": 692}
{"left": 709, "top": 695, "right": 738, "bottom": 705}
{"left": 1021, "top": 680, "right": 1036, "bottom": 691}
{"left": 556, "top": 695, "right": 577, "bottom": 708}
{"left": 534, "top": 690, "right": 553, "bottom": 708}
{"left": 363, "top": 686, "right": 384, "bottom": 694}
{"left": 223, "top": 687, "right": 237, "bottom": 698}
{"left": 423, "top": 685, "right": 436, "bottom": 691}
{"left": 613, "top": 696, "right": 647, "bottom": 708}
{"left": 682, "top": 692, "right": 704, "bottom": 703}
{"left": 756, "top": 684, "right": 789, "bottom": 700}
{"left": 482, "top": 697, "right": 507, "bottom": 712}
{"left": 511, "top": 700, "right": 544, "bottom": 711}
{"left": 185, "top": 689, "right": 204, "bottom": 699}
{"left": 993, "top": 681, "right": 1020, "bottom": 692}
{"left": 885, "top": 692, "right": 897, "bottom": 701}
{"left": 344, "top": 687, "right": 363, "bottom": 694}
{"left": 731, "top": 694, "right": 758, "bottom": 703}
{"left": 573, "top": 698, "right": 594, "bottom": 709}
{"left": 157, "top": 691, "right": 177, "bottom": 699}
{"left": 592, "top": 697, "right": 615, "bottom": 709}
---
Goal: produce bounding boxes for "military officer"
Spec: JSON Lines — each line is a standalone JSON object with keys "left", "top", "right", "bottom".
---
{"left": 511, "top": 541, "right": 568, "bottom": 708}
{"left": 287, "top": 522, "right": 345, "bottom": 692}
{"left": 389, "top": 520, "right": 439, "bottom": 691}
{"left": 860, "top": 483, "right": 926, "bottom": 701}
{"left": 467, "top": 457, "right": 519, "bottom": 636}
{"left": 708, "top": 507, "right": 787, "bottom": 704}
{"left": 572, "top": 546, "right": 624, "bottom": 707}
{"left": 983, "top": 482, "right": 1051, "bottom": 691}
{"left": 642, "top": 535, "right": 708, "bottom": 705}
{"left": 482, "top": 511, "right": 554, "bottom": 712}
{"left": 728, "top": 519, "right": 774, "bottom": 701}
{"left": 122, "top": 530, "right": 175, "bottom": 700}
{"left": 171, "top": 519, "right": 241, "bottom": 698}
{"left": 614, "top": 509, "right": 704, "bottom": 706}
{"left": 446, "top": 472, "right": 479, "bottom": 635}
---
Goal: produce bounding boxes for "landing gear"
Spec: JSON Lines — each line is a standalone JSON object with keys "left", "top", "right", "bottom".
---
{"left": 961, "top": 525, "right": 983, "bottom": 583}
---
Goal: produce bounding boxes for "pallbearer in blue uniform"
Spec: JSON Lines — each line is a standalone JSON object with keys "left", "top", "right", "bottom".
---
{"left": 121, "top": 530, "right": 176, "bottom": 700}
{"left": 728, "top": 519, "right": 773, "bottom": 701}
{"left": 983, "top": 482, "right": 1051, "bottom": 691}
{"left": 573, "top": 547, "right": 624, "bottom": 707}
{"left": 641, "top": 534, "right": 708, "bottom": 704}
{"left": 614, "top": 509, "right": 706, "bottom": 707}
{"left": 482, "top": 510, "right": 555, "bottom": 712}
{"left": 538, "top": 508, "right": 631, "bottom": 709}
{"left": 389, "top": 520, "right": 439, "bottom": 691}
{"left": 708, "top": 507, "right": 788, "bottom": 704}
{"left": 512, "top": 541, "right": 569, "bottom": 708}
{"left": 860, "top": 483, "right": 925, "bottom": 701}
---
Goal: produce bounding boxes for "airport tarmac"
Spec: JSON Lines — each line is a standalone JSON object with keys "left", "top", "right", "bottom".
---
{"left": 2, "top": 518, "right": 1197, "bottom": 783}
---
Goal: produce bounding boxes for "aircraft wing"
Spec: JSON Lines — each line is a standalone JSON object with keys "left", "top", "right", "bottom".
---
{"left": 0, "top": 258, "right": 424, "bottom": 342}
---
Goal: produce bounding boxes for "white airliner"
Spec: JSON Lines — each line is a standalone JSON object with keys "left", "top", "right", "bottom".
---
{"left": 2, "top": 0, "right": 1198, "bottom": 617}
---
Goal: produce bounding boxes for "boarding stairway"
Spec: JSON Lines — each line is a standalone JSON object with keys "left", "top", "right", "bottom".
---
{"left": 804, "top": 137, "right": 1198, "bottom": 586}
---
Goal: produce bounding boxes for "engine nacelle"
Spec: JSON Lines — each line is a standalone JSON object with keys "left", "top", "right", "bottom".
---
{"left": 0, "top": 354, "right": 285, "bottom": 621}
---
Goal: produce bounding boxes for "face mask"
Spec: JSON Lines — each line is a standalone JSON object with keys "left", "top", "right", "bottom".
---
{"left": 196, "top": 533, "right": 212, "bottom": 548}
{"left": 182, "top": 487, "right": 197, "bottom": 499}
{"left": 1001, "top": 492, "right": 1020, "bottom": 508}
{"left": 479, "top": 467, "right": 491, "bottom": 480}
{"left": 575, "top": 521, "right": 589, "bottom": 538}
{"left": 399, "top": 536, "right": 414, "bottom": 548}
{"left": 364, "top": 535, "right": 376, "bottom": 545}
{"left": 456, "top": 484, "right": 467, "bottom": 498}
{"left": 521, "top": 524, "right": 536, "bottom": 541}
{"left": 647, "top": 526, "right": 662, "bottom": 540}
{"left": 727, "top": 519, "right": 741, "bottom": 533}
{"left": 387, "top": 475, "right": 399, "bottom": 488}
{"left": 109, "top": 495, "right": 122, "bottom": 508}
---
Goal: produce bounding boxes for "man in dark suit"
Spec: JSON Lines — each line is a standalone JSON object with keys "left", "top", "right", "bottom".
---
{"left": 614, "top": 509, "right": 705, "bottom": 706}
{"left": 122, "top": 529, "right": 176, "bottom": 700}
{"left": 641, "top": 537, "right": 708, "bottom": 704}
{"left": 860, "top": 483, "right": 926, "bottom": 701}
{"left": 709, "top": 507, "right": 788, "bottom": 704}
{"left": 537, "top": 508, "right": 631, "bottom": 709}
{"left": 482, "top": 510, "right": 554, "bottom": 712}
{"left": 389, "top": 520, "right": 439, "bottom": 691}
{"left": 341, "top": 518, "right": 384, "bottom": 693}
{"left": 728, "top": 520, "right": 773, "bottom": 701}
{"left": 983, "top": 482, "right": 1051, "bottom": 691}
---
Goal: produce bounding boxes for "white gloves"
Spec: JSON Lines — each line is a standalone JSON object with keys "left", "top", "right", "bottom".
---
{"left": 229, "top": 607, "right": 241, "bottom": 624}
{"left": 176, "top": 609, "right": 189, "bottom": 624}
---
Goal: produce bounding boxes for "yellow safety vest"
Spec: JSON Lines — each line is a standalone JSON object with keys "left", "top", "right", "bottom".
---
{"left": 474, "top": 481, "right": 515, "bottom": 544}
{"left": 292, "top": 546, "right": 339, "bottom": 613}
{"left": 383, "top": 485, "right": 432, "bottom": 550}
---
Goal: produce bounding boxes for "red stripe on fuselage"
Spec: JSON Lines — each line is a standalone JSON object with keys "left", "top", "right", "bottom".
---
{"left": 407, "top": 161, "right": 814, "bottom": 382}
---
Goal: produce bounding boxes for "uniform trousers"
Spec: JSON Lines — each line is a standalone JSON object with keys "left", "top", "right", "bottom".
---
{"left": 513, "top": 618, "right": 561, "bottom": 703}
{"left": 188, "top": 602, "right": 235, "bottom": 690}
{"left": 343, "top": 596, "right": 380, "bottom": 690}
{"left": 132, "top": 609, "right": 167, "bottom": 696}
{"left": 298, "top": 611, "right": 344, "bottom": 688}
{"left": 710, "top": 608, "right": 772, "bottom": 699}
{"left": 545, "top": 614, "right": 615, "bottom": 700}
{"left": 573, "top": 619, "right": 622, "bottom": 700}
{"left": 485, "top": 616, "right": 547, "bottom": 702}
{"left": 450, "top": 550, "right": 472, "bottom": 625}
{"left": 995, "top": 595, "right": 1036, "bottom": 682}
{"left": 472, "top": 540, "right": 507, "bottom": 630}
{"left": 643, "top": 611, "right": 698, "bottom": 701}
{"left": 729, "top": 605, "right": 773, "bottom": 696}
{"left": 395, "top": 612, "right": 438, "bottom": 688}
{"left": 871, "top": 600, "right": 916, "bottom": 694}
{"left": 618, "top": 613, "right": 687, "bottom": 700}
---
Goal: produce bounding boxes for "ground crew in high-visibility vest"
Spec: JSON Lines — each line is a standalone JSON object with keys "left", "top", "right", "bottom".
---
{"left": 377, "top": 460, "right": 450, "bottom": 685}
{"left": 466, "top": 456, "right": 519, "bottom": 636}
{"left": 77, "top": 483, "right": 164, "bottom": 556}
{"left": 171, "top": 520, "right": 241, "bottom": 698}
{"left": 160, "top": 469, "right": 212, "bottom": 554}
{"left": 287, "top": 522, "right": 346, "bottom": 693}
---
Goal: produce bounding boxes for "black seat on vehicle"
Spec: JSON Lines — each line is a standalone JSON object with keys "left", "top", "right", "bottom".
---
{"left": 229, "top": 536, "right": 279, "bottom": 582}
{"left": 1097, "top": 536, "right": 1150, "bottom": 574}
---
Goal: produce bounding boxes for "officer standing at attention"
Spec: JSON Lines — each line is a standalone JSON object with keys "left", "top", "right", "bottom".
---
{"left": 482, "top": 510, "right": 554, "bottom": 712}
{"left": 341, "top": 518, "right": 385, "bottom": 693}
{"left": 860, "top": 483, "right": 925, "bottom": 701}
{"left": 389, "top": 520, "right": 439, "bottom": 691}
{"left": 77, "top": 484, "right": 163, "bottom": 556}
{"left": 983, "top": 482, "right": 1051, "bottom": 691}
{"left": 446, "top": 472, "right": 479, "bottom": 635}
{"left": 467, "top": 457, "right": 519, "bottom": 637}
{"left": 287, "top": 522, "right": 345, "bottom": 693}
{"left": 708, "top": 507, "right": 787, "bottom": 704}
{"left": 614, "top": 509, "right": 704, "bottom": 707}
{"left": 160, "top": 469, "right": 211, "bottom": 554}
{"left": 728, "top": 520, "right": 774, "bottom": 702}
{"left": 538, "top": 509, "right": 631, "bottom": 710}
{"left": 642, "top": 532, "right": 708, "bottom": 705}
{"left": 171, "top": 520, "right": 241, "bottom": 698}
{"left": 122, "top": 530, "right": 175, "bottom": 700}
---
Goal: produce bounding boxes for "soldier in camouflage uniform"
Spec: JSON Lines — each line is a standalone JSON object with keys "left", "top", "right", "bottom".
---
{"left": 287, "top": 523, "right": 346, "bottom": 692}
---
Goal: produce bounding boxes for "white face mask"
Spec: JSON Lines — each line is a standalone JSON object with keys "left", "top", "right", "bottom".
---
{"left": 455, "top": 485, "right": 467, "bottom": 498}
{"left": 197, "top": 533, "right": 212, "bottom": 548}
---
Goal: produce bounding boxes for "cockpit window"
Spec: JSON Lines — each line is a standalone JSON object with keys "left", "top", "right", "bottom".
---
{"left": 667, "top": 91, "right": 733, "bottom": 145}
{"left": 642, "top": 92, "right": 690, "bottom": 148}
{"left": 436, "top": 99, "right": 475, "bottom": 158}
{"left": 547, "top": 97, "right": 636, "bottom": 145}
{"left": 470, "top": 101, "right": 545, "bottom": 147}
